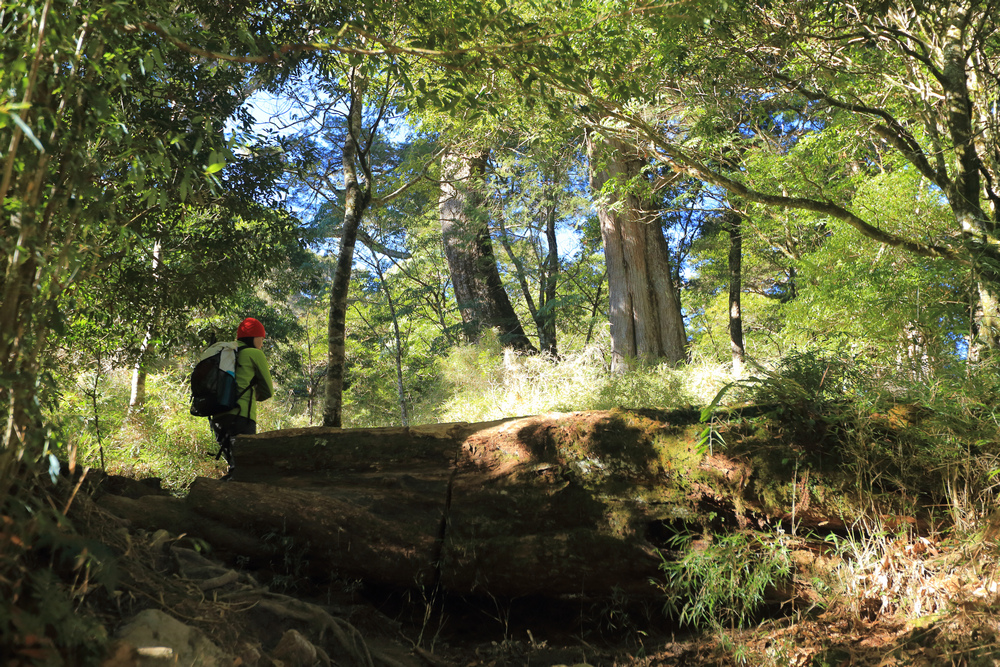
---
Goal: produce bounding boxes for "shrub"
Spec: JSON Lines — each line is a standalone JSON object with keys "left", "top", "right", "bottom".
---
{"left": 655, "top": 531, "right": 793, "bottom": 629}
{"left": 50, "top": 366, "right": 311, "bottom": 491}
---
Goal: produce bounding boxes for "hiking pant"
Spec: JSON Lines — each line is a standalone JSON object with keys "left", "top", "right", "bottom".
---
{"left": 209, "top": 414, "right": 256, "bottom": 471}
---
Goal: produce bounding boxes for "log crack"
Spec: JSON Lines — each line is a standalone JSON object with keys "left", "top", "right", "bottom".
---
{"left": 429, "top": 446, "right": 461, "bottom": 591}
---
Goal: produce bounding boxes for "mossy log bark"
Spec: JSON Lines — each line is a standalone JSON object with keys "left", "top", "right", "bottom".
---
{"left": 99, "top": 409, "right": 924, "bottom": 600}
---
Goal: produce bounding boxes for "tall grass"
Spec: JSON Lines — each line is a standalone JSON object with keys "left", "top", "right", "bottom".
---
{"left": 51, "top": 366, "right": 311, "bottom": 491}
{"left": 431, "top": 331, "right": 733, "bottom": 423}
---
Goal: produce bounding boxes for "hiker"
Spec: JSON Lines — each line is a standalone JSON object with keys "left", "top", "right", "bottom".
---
{"left": 209, "top": 317, "right": 274, "bottom": 478}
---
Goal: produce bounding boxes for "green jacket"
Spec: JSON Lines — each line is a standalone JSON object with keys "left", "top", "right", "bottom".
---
{"left": 227, "top": 343, "right": 274, "bottom": 422}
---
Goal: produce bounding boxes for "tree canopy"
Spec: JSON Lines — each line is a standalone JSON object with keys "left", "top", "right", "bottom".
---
{"left": 5, "top": 0, "right": 999, "bottom": 452}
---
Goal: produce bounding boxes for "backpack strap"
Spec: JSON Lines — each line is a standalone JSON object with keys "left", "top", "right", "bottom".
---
{"left": 233, "top": 345, "right": 259, "bottom": 420}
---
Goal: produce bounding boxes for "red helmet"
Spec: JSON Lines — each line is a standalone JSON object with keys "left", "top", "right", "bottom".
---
{"left": 237, "top": 317, "right": 266, "bottom": 339}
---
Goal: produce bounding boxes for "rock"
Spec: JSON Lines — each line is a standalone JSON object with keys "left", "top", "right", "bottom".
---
{"left": 271, "top": 629, "right": 322, "bottom": 667}
{"left": 99, "top": 641, "right": 138, "bottom": 667}
{"left": 148, "top": 529, "right": 172, "bottom": 550}
{"left": 237, "top": 644, "right": 275, "bottom": 667}
{"left": 115, "top": 609, "right": 231, "bottom": 667}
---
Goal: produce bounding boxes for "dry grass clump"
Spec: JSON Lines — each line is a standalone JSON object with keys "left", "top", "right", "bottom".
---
{"left": 436, "top": 334, "right": 733, "bottom": 423}
{"left": 824, "top": 521, "right": 1000, "bottom": 621}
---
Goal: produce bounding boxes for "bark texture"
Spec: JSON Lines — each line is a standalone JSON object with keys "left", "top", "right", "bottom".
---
{"left": 585, "top": 131, "right": 687, "bottom": 370}
{"left": 439, "top": 150, "right": 536, "bottom": 352}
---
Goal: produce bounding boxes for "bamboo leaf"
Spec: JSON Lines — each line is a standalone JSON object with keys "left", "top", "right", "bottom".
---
{"left": 9, "top": 113, "right": 44, "bottom": 152}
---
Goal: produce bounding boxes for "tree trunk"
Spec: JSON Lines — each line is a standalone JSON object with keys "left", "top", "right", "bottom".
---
{"left": 585, "top": 131, "right": 687, "bottom": 370}
{"left": 496, "top": 198, "right": 559, "bottom": 356}
{"left": 374, "top": 261, "right": 409, "bottom": 426}
{"left": 439, "top": 149, "right": 536, "bottom": 353}
{"left": 129, "top": 239, "right": 162, "bottom": 410}
{"left": 725, "top": 211, "right": 746, "bottom": 374}
{"left": 975, "top": 279, "right": 1000, "bottom": 352}
{"left": 584, "top": 274, "right": 604, "bottom": 346}
{"left": 129, "top": 359, "right": 148, "bottom": 410}
{"left": 323, "top": 69, "right": 370, "bottom": 428}
{"left": 938, "top": 8, "right": 1000, "bottom": 353}
{"left": 539, "top": 197, "right": 559, "bottom": 356}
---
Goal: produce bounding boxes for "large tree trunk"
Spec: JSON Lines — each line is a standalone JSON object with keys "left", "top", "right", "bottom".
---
{"left": 439, "top": 149, "right": 536, "bottom": 353}
{"left": 323, "top": 69, "right": 370, "bottom": 428}
{"left": 585, "top": 131, "right": 687, "bottom": 370}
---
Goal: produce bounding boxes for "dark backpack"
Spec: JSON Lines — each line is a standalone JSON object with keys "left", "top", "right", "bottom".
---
{"left": 190, "top": 342, "right": 253, "bottom": 417}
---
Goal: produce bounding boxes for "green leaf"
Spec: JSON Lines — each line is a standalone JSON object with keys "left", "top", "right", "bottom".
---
{"left": 9, "top": 113, "right": 44, "bottom": 152}
{"left": 700, "top": 381, "right": 737, "bottom": 422}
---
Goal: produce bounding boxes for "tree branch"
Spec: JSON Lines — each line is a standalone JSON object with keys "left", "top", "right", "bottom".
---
{"left": 592, "top": 110, "right": 967, "bottom": 265}
{"left": 371, "top": 146, "right": 447, "bottom": 208}
{"left": 779, "top": 76, "right": 951, "bottom": 191}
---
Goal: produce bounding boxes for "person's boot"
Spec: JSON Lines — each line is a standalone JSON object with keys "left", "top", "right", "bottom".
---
{"left": 220, "top": 441, "right": 235, "bottom": 480}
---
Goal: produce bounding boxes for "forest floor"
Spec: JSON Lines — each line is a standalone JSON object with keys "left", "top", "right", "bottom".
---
{"left": 286, "top": 590, "right": 1000, "bottom": 667}
{"left": 90, "top": 521, "right": 1000, "bottom": 667}
{"left": 83, "top": 479, "right": 1000, "bottom": 667}
{"left": 353, "top": 597, "right": 1000, "bottom": 667}
{"left": 81, "top": 404, "right": 1000, "bottom": 667}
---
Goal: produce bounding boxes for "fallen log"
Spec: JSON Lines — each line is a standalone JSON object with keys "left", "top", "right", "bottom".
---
{"left": 98, "top": 408, "right": 926, "bottom": 601}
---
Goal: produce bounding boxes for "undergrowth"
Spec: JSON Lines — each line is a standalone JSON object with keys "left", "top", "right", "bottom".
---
{"left": 1, "top": 470, "right": 115, "bottom": 665}
{"left": 656, "top": 531, "right": 793, "bottom": 629}
{"left": 49, "top": 365, "right": 311, "bottom": 492}
{"left": 678, "top": 349, "right": 1000, "bottom": 663}
{"left": 434, "top": 331, "right": 730, "bottom": 423}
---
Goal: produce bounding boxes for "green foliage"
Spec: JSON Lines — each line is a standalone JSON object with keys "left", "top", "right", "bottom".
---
{"left": 736, "top": 349, "right": 864, "bottom": 407}
{"left": 686, "top": 140, "right": 965, "bottom": 370}
{"left": 702, "top": 348, "right": 865, "bottom": 431}
{"left": 655, "top": 531, "right": 793, "bottom": 629}
{"left": 49, "top": 364, "right": 311, "bottom": 491}
{"left": 0, "top": 480, "right": 113, "bottom": 665}
{"left": 3, "top": 569, "right": 110, "bottom": 665}
{"left": 50, "top": 369, "right": 219, "bottom": 489}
